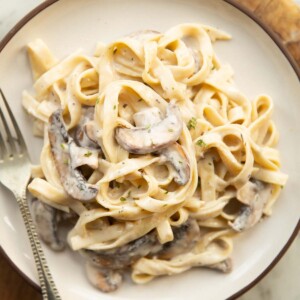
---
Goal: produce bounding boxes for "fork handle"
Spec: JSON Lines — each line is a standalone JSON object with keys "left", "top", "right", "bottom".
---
{"left": 15, "top": 192, "right": 61, "bottom": 300}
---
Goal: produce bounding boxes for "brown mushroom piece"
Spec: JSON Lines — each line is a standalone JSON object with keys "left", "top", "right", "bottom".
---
{"left": 81, "top": 218, "right": 199, "bottom": 292}
{"left": 156, "top": 218, "right": 200, "bottom": 259}
{"left": 48, "top": 109, "right": 98, "bottom": 201}
{"left": 159, "top": 144, "right": 190, "bottom": 185}
{"left": 132, "top": 106, "right": 190, "bottom": 185}
{"left": 74, "top": 107, "right": 101, "bottom": 150}
{"left": 31, "top": 199, "right": 65, "bottom": 251}
{"left": 115, "top": 103, "right": 183, "bottom": 154}
{"left": 81, "top": 218, "right": 199, "bottom": 270}
{"left": 81, "top": 228, "right": 160, "bottom": 270}
{"left": 85, "top": 263, "right": 123, "bottom": 293}
{"left": 69, "top": 140, "right": 98, "bottom": 170}
{"left": 230, "top": 180, "right": 272, "bottom": 232}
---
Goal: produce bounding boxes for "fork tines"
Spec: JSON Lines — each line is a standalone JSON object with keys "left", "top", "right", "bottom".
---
{"left": 0, "top": 89, "right": 26, "bottom": 159}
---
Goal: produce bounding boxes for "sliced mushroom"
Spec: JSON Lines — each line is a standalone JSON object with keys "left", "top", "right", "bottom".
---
{"left": 31, "top": 199, "right": 65, "bottom": 251}
{"left": 230, "top": 180, "right": 272, "bottom": 232}
{"left": 48, "top": 109, "right": 98, "bottom": 201}
{"left": 206, "top": 258, "right": 232, "bottom": 273}
{"left": 132, "top": 106, "right": 190, "bottom": 185}
{"left": 81, "top": 219, "right": 199, "bottom": 291}
{"left": 81, "top": 229, "right": 160, "bottom": 270}
{"left": 69, "top": 140, "right": 98, "bottom": 170}
{"left": 160, "top": 144, "right": 190, "bottom": 185}
{"left": 74, "top": 107, "right": 101, "bottom": 150}
{"left": 156, "top": 218, "right": 200, "bottom": 260}
{"left": 115, "top": 103, "right": 183, "bottom": 154}
{"left": 84, "top": 121, "right": 99, "bottom": 145}
{"left": 85, "top": 263, "right": 123, "bottom": 293}
{"left": 133, "top": 106, "right": 162, "bottom": 126}
{"left": 81, "top": 218, "right": 199, "bottom": 271}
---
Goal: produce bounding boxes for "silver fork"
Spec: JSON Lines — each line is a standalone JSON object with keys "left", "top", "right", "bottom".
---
{"left": 0, "top": 89, "right": 61, "bottom": 300}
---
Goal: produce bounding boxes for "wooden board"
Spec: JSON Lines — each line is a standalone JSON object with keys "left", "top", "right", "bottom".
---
{"left": 237, "top": 0, "right": 300, "bottom": 65}
{"left": 1, "top": 1, "right": 299, "bottom": 300}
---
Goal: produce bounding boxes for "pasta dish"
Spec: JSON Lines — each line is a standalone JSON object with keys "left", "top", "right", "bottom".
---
{"left": 22, "top": 23, "right": 288, "bottom": 292}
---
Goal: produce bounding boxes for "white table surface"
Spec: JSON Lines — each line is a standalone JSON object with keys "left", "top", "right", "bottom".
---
{"left": 0, "top": 1, "right": 299, "bottom": 299}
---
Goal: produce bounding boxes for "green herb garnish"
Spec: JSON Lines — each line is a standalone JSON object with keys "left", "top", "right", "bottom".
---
{"left": 120, "top": 197, "right": 127, "bottom": 202}
{"left": 187, "top": 117, "right": 197, "bottom": 130}
{"left": 60, "top": 143, "right": 65, "bottom": 150}
{"left": 196, "top": 139, "right": 207, "bottom": 147}
{"left": 113, "top": 105, "right": 116, "bottom": 110}
{"left": 84, "top": 151, "right": 92, "bottom": 157}
{"left": 164, "top": 190, "right": 169, "bottom": 194}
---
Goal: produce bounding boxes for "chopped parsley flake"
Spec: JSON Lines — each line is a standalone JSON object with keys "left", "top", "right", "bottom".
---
{"left": 120, "top": 197, "right": 127, "bottom": 202}
{"left": 164, "top": 190, "right": 169, "bottom": 194}
{"left": 196, "top": 139, "right": 207, "bottom": 147}
{"left": 113, "top": 105, "right": 116, "bottom": 110}
{"left": 187, "top": 117, "right": 197, "bottom": 130}
{"left": 127, "top": 191, "right": 131, "bottom": 197}
{"left": 96, "top": 97, "right": 100, "bottom": 105}
{"left": 179, "top": 161, "right": 183, "bottom": 164}
{"left": 84, "top": 151, "right": 92, "bottom": 157}
{"left": 168, "top": 128, "right": 174, "bottom": 132}
{"left": 60, "top": 143, "right": 65, "bottom": 150}
{"left": 63, "top": 159, "right": 69, "bottom": 165}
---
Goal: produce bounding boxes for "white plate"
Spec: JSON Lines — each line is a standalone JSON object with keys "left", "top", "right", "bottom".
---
{"left": 0, "top": 0, "right": 299, "bottom": 299}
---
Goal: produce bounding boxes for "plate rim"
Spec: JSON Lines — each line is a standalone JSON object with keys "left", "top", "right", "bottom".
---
{"left": 0, "top": 0, "right": 299, "bottom": 299}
